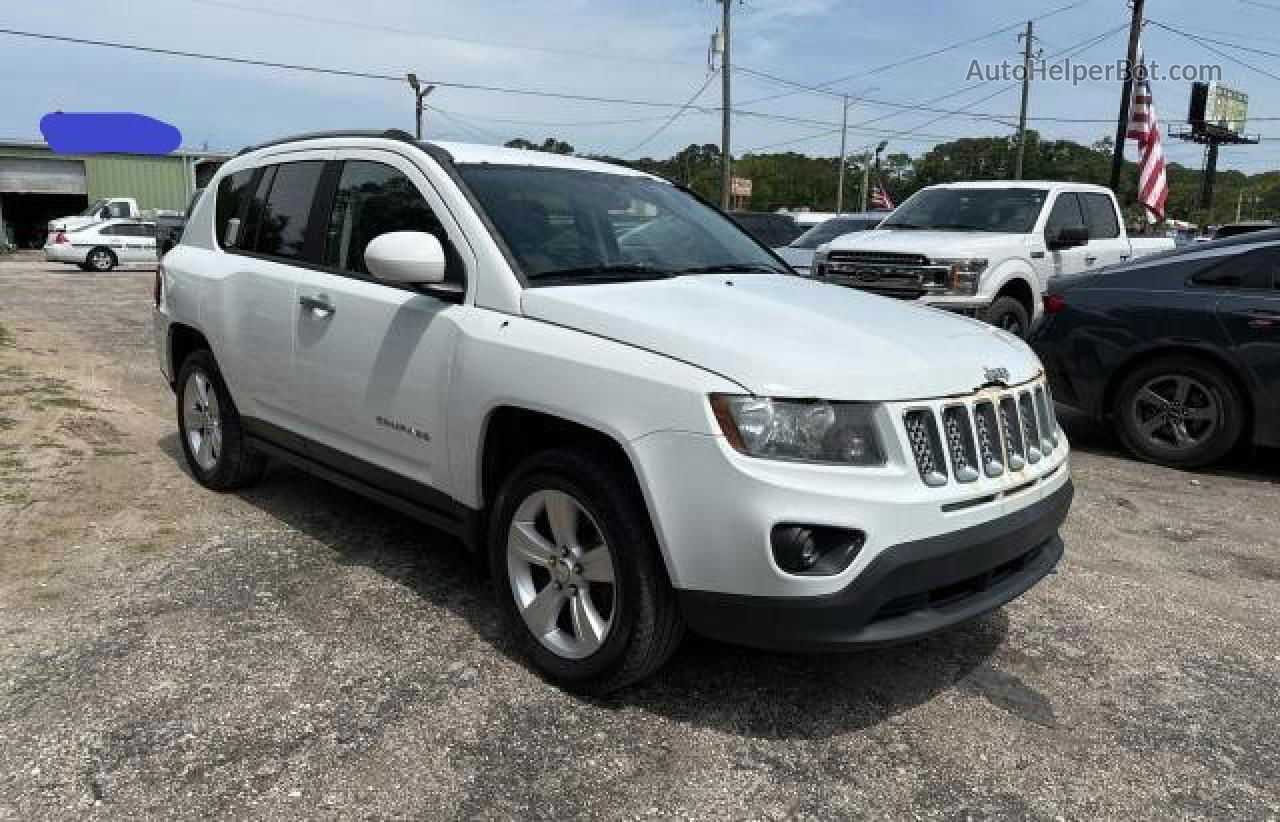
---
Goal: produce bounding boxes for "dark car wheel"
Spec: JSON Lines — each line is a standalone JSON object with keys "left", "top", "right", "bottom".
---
{"left": 488, "top": 448, "right": 684, "bottom": 694}
{"left": 1113, "top": 356, "right": 1245, "bottom": 469}
{"left": 86, "top": 247, "right": 117, "bottom": 272}
{"left": 986, "top": 296, "right": 1030, "bottom": 339}
{"left": 176, "top": 350, "right": 267, "bottom": 490}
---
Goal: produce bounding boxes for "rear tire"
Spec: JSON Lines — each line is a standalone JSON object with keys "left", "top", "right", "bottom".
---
{"left": 985, "top": 296, "right": 1031, "bottom": 338}
{"left": 488, "top": 448, "right": 684, "bottom": 694}
{"left": 1112, "top": 355, "right": 1244, "bottom": 469}
{"left": 86, "top": 247, "right": 117, "bottom": 272}
{"left": 176, "top": 350, "right": 267, "bottom": 490}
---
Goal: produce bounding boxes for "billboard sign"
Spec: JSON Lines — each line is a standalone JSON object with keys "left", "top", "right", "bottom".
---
{"left": 730, "top": 177, "right": 752, "bottom": 197}
{"left": 1207, "top": 83, "right": 1248, "bottom": 134}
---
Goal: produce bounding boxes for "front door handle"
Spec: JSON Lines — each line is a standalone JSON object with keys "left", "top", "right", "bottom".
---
{"left": 1084, "top": 255, "right": 1098, "bottom": 265}
{"left": 299, "top": 294, "right": 335, "bottom": 318}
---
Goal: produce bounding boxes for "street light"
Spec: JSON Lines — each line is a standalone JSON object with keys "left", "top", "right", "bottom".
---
{"left": 406, "top": 73, "right": 436, "bottom": 139}
{"left": 836, "top": 86, "right": 879, "bottom": 214}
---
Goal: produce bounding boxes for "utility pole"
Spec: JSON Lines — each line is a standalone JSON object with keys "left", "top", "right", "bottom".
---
{"left": 406, "top": 73, "right": 436, "bottom": 139}
{"left": 718, "top": 0, "right": 732, "bottom": 210}
{"left": 1236, "top": 189, "right": 1245, "bottom": 222}
{"left": 837, "top": 94, "right": 849, "bottom": 213}
{"left": 1014, "top": 21, "right": 1035, "bottom": 180}
{"left": 1109, "top": 0, "right": 1145, "bottom": 194}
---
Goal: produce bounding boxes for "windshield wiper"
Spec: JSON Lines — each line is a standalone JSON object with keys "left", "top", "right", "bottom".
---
{"left": 928, "top": 223, "right": 999, "bottom": 232}
{"left": 678, "top": 263, "right": 788, "bottom": 275}
{"left": 529, "top": 263, "right": 676, "bottom": 283}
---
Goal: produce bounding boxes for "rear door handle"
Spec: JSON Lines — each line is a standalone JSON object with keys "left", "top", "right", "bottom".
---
{"left": 1241, "top": 308, "right": 1280, "bottom": 328}
{"left": 299, "top": 294, "right": 335, "bottom": 317}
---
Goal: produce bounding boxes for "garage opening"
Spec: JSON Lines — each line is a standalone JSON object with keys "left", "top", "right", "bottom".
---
{"left": 1, "top": 192, "right": 88, "bottom": 249}
{"left": 0, "top": 155, "right": 88, "bottom": 249}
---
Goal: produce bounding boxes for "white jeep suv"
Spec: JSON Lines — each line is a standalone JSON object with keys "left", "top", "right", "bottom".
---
{"left": 155, "top": 130, "right": 1073, "bottom": 692}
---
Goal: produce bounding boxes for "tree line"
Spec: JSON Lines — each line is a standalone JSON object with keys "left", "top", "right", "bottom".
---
{"left": 503, "top": 132, "right": 1278, "bottom": 228}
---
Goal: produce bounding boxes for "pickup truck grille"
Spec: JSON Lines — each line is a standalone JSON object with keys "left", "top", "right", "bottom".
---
{"left": 902, "top": 381, "right": 1060, "bottom": 488}
{"left": 827, "top": 251, "right": 930, "bottom": 267}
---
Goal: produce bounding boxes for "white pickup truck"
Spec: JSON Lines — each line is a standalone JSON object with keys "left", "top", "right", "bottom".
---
{"left": 812, "top": 181, "right": 1174, "bottom": 337}
{"left": 48, "top": 197, "right": 141, "bottom": 237}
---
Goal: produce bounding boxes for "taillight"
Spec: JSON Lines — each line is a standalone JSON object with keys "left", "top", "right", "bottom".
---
{"left": 1043, "top": 293, "right": 1066, "bottom": 315}
{"left": 154, "top": 261, "right": 164, "bottom": 308}
{"left": 54, "top": 232, "right": 68, "bottom": 244}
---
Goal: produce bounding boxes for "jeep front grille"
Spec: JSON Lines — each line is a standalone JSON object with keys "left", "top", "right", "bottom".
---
{"left": 903, "top": 410, "right": 948, "bottom": 487}
{"left": 902, "top": 380, "right": 1058, "bottom": 487}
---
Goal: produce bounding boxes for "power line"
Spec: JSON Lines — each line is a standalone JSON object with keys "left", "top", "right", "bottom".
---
{"left": 0, "top": 27, "right": 721, "bottom": 110}
{"left": 736, "top": 0, "right": 1095, "bottom": 106}
{"left": 1146, "top": 20, "right": 1280, "bottom": 84}
{"left": 624, "top": 70, "right": 720, "bottom": 157}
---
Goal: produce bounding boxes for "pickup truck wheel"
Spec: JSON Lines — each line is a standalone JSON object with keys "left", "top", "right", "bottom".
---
{"left": 986, "top": 296, "right": 1030, "bottom": 338}
{"left": 489, "top": 449, "right": 684, "bottom": 693}
{"left": 176, "top": 350, "right": 267, "bottom": 490}
{"left": 1112, "top": 356, "right": 1244, "bottom": 469}
{"left": 86, "top": 247, "right": 117, "bottom": 272}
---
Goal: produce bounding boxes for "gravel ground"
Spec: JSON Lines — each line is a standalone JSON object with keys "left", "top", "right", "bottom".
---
{"left": 1, "top": 252, "right": 1278, "bottom": 820}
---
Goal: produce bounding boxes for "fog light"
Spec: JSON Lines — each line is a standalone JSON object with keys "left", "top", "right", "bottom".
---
{"left": 771, "top": 525, "right": 865, "bottom": 576}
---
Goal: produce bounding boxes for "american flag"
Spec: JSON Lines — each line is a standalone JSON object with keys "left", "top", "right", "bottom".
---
{"left": 1125, "top": 47, "right": 1168, "bottom": 223}
{"left": 871, "top": 182, "right": 894, "bottom": 210}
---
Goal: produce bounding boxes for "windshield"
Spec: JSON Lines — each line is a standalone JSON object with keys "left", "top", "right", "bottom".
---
{"left": 79, "top": 199, "right": 108, "bottom": 217}
{"left": 881, "top": 188, "right": 1048, "bottom": 233}
{"left": 790, "top": 217, "right": 882, "bottom": 249}
{"left": 457, "top": 165, "right": 787, "bottom": 283}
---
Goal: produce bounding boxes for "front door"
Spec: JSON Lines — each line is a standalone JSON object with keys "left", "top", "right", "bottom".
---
{"left": 1078, "top": 191, "right": 1131, "bottom": 268}
{"left": 289, "top": 151, "right": 472, "bottom": 497}
{"left": 1041, "top": 192, "right": 1089, "bottom": 280}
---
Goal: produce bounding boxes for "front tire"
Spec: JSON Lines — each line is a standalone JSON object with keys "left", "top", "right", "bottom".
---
{"left": 86, "top": 247, "right": 117, "bottom": 272}
{"left": 1112, "top": 355, "right": 1244, "bottom": 469}
{"left": 176, "top": 350, "right": 266, "bottom": 490}
{"left": 985, "top": 296, "right": 1031, "bottom": 338}
{"left": 488, "top": 449, "right": 684, "bottom": 694}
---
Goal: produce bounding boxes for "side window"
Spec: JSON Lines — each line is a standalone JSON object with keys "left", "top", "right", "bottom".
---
{"left": 215, "top": 169, "right": 255, "bottom": 249}
{"left": 241, "top": 166, "right": 276, "bottom": 253}
{"left": 1044, "top": 193, "right": 1084, "bottom": 234}
{"left": 137, "top": 223, "right": 156, "bottom": 238}
{"left": 322, "top": 160, "right": 462, "bottom": 280}
{"left": 107, "top": 202, "right": 130, "bottom": 218}
{"left": 1192, "top": 248, "right": 1280, "bottom": 290}
{"left": 1080, "top": 193, "right": 1121, "bottom": 239}
{"left": 252, "top": 161, "right": 326, "bottom": 261}
{"left": 98, "top": 224, "right": 120, "bottom": 236}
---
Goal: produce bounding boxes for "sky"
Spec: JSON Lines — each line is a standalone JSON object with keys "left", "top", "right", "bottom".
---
{"left": 3, "top": 0, "right": 1280, "bottom": 174}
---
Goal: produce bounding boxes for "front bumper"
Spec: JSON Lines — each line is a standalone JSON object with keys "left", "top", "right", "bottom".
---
{"left": 677, "top": 479, "right": 1072, "bottom": 651}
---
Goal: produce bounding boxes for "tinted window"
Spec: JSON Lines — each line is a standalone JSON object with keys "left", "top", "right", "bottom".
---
{"left": 883, "top": 188, "right": 1047, "bottom": 233}
{"left": 215, "top": 169, "right": 255, "bottom": 249}
{"left": 790, "top": 217, "right": 881, "bottom": 249}
{"left": 1192, "top": 247, "right": 1280, "bottom": 290}
{"left": 458, "top": 165, "right": 785, "bottom": 281}
{"left": 241, "top": 166, "right": 275, "bottom": 252}
{"left": 323, "top": 161, "right": 460, "bottom": 280}
{"left": 106, "top": 202, "right": 131, "bottom": 218}
{"left": 136, "top": 223, "right": 156, "bottom": 237}
{"left": 1045, "top": 192, "right": 1085, "bottom": 233}
{"left": 252, "top": 162, "right": 325, "bottom": 260}
{"left": 1080, "top": 193, "right": 1120, "bottom": 239}
{"left": 98, "top": 224, "right": 122, "bottom": 236}
{"left": 732, "top": 214, "right": 801, "bottom": 247}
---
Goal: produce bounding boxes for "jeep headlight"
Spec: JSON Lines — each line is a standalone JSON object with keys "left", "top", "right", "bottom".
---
{"left": 928, "top": 257, "right": 987, "bottom": 295}
{"left": 710, "top": 395, "right": 885, "bottom": 465}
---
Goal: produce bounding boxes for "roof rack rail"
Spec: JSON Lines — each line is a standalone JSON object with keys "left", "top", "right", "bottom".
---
{"left": 236, "top": 128, "right": 418, "bottom": 157}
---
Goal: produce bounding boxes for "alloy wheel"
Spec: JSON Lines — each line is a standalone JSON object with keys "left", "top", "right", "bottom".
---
{"left": 506, "top": 489, "right": 617, "bottom": 660}
{"left": 1130, "top": 374, "right": 1219, "bottom": 451}
{"left": 183, "top": 370, "right": 223, "bottom": 471}
{"left": 89, "top": 250, "right": 113, "bottom": 271}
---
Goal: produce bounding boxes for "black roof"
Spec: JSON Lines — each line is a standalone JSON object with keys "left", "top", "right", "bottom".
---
{"left": 235, "top": 129, "right": 418, "bottom": 157}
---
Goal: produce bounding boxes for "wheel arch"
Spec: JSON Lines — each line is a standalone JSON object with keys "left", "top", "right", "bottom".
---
{"left": 994, "top": 276, "right": 1036, "bottom": 320}
{"left": 167, "top": 323, "right": 213, "bottom": 386}
{"left": 476, "top": 405, "right": 669, "bottom": 577}
{"left": 1102, "top": 345, "right": 1256, "bottom": 438}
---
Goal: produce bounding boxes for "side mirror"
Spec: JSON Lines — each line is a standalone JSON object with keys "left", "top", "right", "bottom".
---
{"left": 1047, "top": 224, "right": 1089, "bottom": 251}
{"left": 364, "top": 231, "right": 446, "bottom": 284}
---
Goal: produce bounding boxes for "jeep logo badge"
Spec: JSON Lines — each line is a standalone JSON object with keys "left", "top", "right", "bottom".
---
{"left": 983, "top": 367, "right": 1010, "bottom": 385}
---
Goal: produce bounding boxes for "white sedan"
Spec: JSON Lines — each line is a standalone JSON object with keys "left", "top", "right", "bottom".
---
{"left": 45, "top": 220, "right": 157, "bottom": 271}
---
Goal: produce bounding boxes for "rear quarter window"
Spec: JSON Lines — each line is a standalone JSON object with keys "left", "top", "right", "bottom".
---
{"left": 215, "top": 169, "right": 255, "bottom": 249}
{"left": 1080, "top": 193, "right": 1120, "bottom": 239}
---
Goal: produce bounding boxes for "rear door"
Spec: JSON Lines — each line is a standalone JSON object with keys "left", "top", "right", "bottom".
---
{"left": 212, "top": 152, "right": 332, "bottom": 433}
{"left": 288, "top": 150, "right": 472, "bottom": 498}
{"left": 1078, "top": 192, "right": 1131, "bottom": 268}
{"left": 1211, "top": 246, "right": 1280, "bottom": 431}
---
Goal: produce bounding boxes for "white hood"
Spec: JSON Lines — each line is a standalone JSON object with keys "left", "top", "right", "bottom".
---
{"left": 830, "top": 228, "right": 1028, "bottom": 257}
{"left": 520, "top": 275, "right": 1041, "bottom": 400}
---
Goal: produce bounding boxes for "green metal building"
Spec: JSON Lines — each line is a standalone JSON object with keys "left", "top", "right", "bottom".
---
{"left": 0, "top": 139, "right": 228, "bottom": 249}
